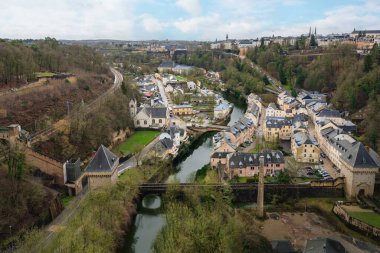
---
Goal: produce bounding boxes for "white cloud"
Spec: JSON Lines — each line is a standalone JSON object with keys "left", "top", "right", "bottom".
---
{"left": 175, "top": 0, "right": 201, "bottom": 16}
{"left": 271, "top": 0, "right": 380, "bottom": 36}
{"left": 140, "top": 14, "right": 166, "bottom": 33}
{"left": 0, "top": 0, "right": 136, "bottom": 39}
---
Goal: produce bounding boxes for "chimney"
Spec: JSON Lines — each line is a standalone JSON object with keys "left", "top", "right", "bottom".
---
{"left": 256, "top": 155, "right": 265, "bottom": 218}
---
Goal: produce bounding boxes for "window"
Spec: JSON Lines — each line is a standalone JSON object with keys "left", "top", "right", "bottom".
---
{"left": 159, "top": 119, "right": 162, "bottom": 123}
{"left": 304, "top": 149, "right": 306, "bottom": 152}
{"left": 239, "top": 170, "right": 242, "bottom": 174}
{"left": 304, "top": 154, "right": 306, "bottom": 157}
{"left": 144, "top": 120, "right": 147, "bottom": 125}
{"left": 152, "top": 119, "right": 155, "bottom": 124}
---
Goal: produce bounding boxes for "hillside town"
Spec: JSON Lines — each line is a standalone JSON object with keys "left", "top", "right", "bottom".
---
{"left": 1, "top": 1, "right": 380, "bottom": 251}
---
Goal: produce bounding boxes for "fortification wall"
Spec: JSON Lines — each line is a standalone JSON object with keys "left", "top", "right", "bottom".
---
{"left": 25, "top": 148, "right": 64, "bottom": 184}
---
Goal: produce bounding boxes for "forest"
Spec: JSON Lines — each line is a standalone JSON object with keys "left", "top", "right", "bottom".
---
{"left": 0, "top": 38, "right": 108, "bottom": 85}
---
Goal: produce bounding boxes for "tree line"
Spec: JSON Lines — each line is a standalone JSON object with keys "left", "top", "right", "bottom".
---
{"left": 0, "top": 37, "right": 108, "bottom": 84}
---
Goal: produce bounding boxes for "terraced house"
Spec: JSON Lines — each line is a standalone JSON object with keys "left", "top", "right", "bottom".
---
{"left": 291, "top": 132, "right": 320, "bottom": 163}
{"left": 229, "top": 117, "right": 255, "bottom": 146}
{"left": 264, "top": 117, "right": 293, "bottom": 142}
{"left": 225, "top": 151, "right": 285, "bottom": 178}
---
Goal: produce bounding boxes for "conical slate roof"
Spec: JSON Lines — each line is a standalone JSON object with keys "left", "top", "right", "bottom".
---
{"left": 86, "top": 145, "right": 118, "bottom": 172}
{"left": 342, "top": 142, "right": 378, "bottom": 168}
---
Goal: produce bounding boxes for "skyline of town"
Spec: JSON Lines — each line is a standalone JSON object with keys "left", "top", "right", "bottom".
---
{"left": 1, "top": 0, "right": 380, "bottom": 40}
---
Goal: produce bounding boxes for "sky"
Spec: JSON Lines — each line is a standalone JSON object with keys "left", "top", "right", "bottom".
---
{"left": 0, "top": 0, "right": 380, "bottom": 40}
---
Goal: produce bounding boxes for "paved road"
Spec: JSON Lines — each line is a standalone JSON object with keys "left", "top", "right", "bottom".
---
{"left": 156, "top": 79, "right": 170, "bottom": 108}
{"left": 243, "top": 106, "right": 266, "bottom": 152}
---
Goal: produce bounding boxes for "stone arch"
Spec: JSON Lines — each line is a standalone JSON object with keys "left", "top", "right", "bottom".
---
{"left": 355, "top": 182, "right": 370, "bottom": 197}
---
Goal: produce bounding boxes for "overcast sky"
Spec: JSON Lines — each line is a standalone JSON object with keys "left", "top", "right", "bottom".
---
{"left": 0, "top": 0, "right": 379, "bottom": 40}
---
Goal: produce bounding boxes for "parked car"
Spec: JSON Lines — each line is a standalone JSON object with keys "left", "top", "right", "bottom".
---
{"left": 319, "top": 159, "right": 324, "bottom": 164}
{"left": 320, "top": 153, "right": 326, "bottom": 158}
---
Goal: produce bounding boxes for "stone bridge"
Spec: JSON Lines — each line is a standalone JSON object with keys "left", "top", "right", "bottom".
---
{"left": 187, "top": 125, "right": 229, "bottom": 134}
{"left": 139, "top": 182, "right": 344, "bottom": 202}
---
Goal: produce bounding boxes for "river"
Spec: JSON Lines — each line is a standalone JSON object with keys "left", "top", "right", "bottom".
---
{"left": 120, "top": 100, "right": 245, "bottom": 253}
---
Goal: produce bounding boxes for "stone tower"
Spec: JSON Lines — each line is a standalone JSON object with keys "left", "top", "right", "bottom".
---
{"left": 129, "top": 98, "right": 137, "bottom": 118}
{"left": 256, "top": 155, "right": 265, "bottom": 218}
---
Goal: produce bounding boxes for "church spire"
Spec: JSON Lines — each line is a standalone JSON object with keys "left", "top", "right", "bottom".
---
{"left": 314, "top": 27, "right": 317, "bottom": 35}
{"left": 309, "top": 26, "right": 311, "bottom": 37}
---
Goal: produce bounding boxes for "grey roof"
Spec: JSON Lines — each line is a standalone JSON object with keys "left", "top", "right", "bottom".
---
{"left": 159, "top": 61, "right": 175, "bottom": 68}
{"left": 341, "top": 142, "right": 378, "bottom": 168}
{"left": 247, "top": 103, "right": 260, "bottom": 117}
{"left": 268, "top": 102, "right": 278, "bottom": 110}
{"left": 160, "top": 137, "right": 173, "bottom": 149}
{"left": 322, "top": 128, "right": 379, "bottom": 169}
{"left": 293, "top": 113, "right": 308, "bottom": 122}
{"left": 86, "top": 145, "right": 118, "bottom": 172}
{"left": 215, "top": 102, "right": 230, "bottom": 111}
{"left": 228, "top": 151, "right": 284, "bottom": 169}
{"left": 174, "top": 104, "right": 192, "bottom": 109}
{"left": 317, "top": 109, "right": 341, "bottom": 118}
{"left": 230, "top": 117, "right": 253, "bottom": 136}
{"left": 303, "top": 238, "right": 347, "bottom": 253}
{"left": 265, "top": 117, "right": 293, "bottom": 129}
{"left": 293, "top": 132, "right": 318, "bottom": 146}
{"left": 137, "top": 107, "right": 167, "bottom": 118}
{"left": 211, "top": 152, "right": 230, "bottom": 159}
{"left": 271, "top": 240, "right": 295, "bottom": 253}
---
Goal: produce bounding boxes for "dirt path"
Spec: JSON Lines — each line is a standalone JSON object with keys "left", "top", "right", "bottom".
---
{"left": 262, "top": 212, "right": 380, "bottom": 252}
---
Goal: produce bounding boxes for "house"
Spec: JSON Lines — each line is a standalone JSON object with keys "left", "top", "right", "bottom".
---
{"left": 229, "top": 117, "right": 255, "bottom": 147}
{"left": 291, "top": 132, "right": 320, "bottom": 163}
{"left": 225, "top": 151, "right": 285, "bottom": 178}
{"left": 155, "top": 133, "right": 178, "bottom": 157}
{"left": 213, "top": 131, "right": 237, "bottom": 152}
{"left": 314, "top": 109, "right": 341, "bottom": 125}
{"left": 134, "top": 107, "right": 168, "bottom": 129}
{"left": 187, "top": 81, "right": 196, "bottom": 90}
{"left": 277, "top": 91, "right": 292, "bottom": 110}
{"left": 264, "top": 117, "right": 293, "bottom": 141}
{"left": 214, "top": 102, "right": 231, "bottom": 121}
{"left": 266, "top": 103, "right": 285, "bottom": 117}
{"left": 172, "top": 65, "right": 194, "bottom": 75}
{"left": 318, "top": 127, "right": 379, "bottom": 198}
{"left": 85, "top": 145, "right": 119, "bottom": 190}
{"left": 244, "top": 102, "right": 260, "bottom": 126}
{"left": 165, "top": 84, "right": 174, "bottom": 93}
{"left": 296, "top": 90, "right": 327, "bottom": 105}
{"left": 210, "top": 152, "right": 230, "bottom": 170}
{"left": 172, "top": 104, "right": 194, "bottom": 116}
{"left": 303, "top": 238, "right": 347, "bottom": 253}
{"left": 130, "top": 99, "right": 169, "bottom": 129}
{"left": 158, "top": 60, "right": 175, "bottom": 73}
{"left": 247, "top": 93, "right": 263, "bottom": 111}
{"left": 167, "top": 122, "right": 187, "bottom": 146}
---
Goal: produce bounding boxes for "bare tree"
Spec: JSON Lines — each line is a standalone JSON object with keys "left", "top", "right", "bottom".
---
{"left": 132, "top": 144, "right": 144, "bottom": 167}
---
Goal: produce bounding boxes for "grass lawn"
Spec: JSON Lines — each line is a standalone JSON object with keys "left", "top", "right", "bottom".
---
{"left": 116, "top": 130, "right": 159, "bottom": 155}
{"left": 349, "top": 212, "right": 380, "bottom": 229}
{"left": 61, "top": 195, "right": 74, "bottom": 207}
{"left": 35, "top": 72, "right": 56, "bottom": 77}
{"left": 176, "top": 75, "right": 187, "bottom": 81}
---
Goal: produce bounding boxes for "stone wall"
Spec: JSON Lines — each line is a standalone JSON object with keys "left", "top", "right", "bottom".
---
{"left": 333, "top": 203, "right": 380, "bottom": 239}
{"left": 25, "top": 148, "right": 64, "bottom": 184}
